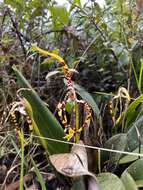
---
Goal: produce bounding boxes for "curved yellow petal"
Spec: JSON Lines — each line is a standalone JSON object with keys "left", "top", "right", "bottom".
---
{"left": 32, "top": 45, "right": 65, "bottom": 63}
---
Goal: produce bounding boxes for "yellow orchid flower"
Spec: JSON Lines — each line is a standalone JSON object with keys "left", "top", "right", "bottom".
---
{"left": 64, "top": 127, "right": 82, "bottom": 141}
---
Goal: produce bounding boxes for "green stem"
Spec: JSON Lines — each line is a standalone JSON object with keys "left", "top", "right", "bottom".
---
{"left": 131, "top": 61, "right": 140, "bottom": 92}
{"left": 19, "top": 130, "right": 24, "bottom": 190}
{"left": 98, "top": 149, "right": 101, "bottom": 173}
{"left": 75, "top": 102, "right": 79, "bottom": 142}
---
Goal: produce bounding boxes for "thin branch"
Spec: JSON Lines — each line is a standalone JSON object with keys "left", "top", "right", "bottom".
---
{"left": 67, "top": 0, "right": 107, "bottom": 41}
{"left": 7, "top": 8, "right": 27, "bottom": 59}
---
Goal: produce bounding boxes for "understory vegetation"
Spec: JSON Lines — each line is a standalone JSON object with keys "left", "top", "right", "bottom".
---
{"left": 1, "top": 0, "right": 143, "bottom": 189}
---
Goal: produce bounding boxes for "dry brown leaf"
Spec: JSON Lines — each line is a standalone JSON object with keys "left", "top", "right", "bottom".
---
{"left": 49, "top": 140, "right": 99, "bottom": 190}
{"left": 50, "top": 152, "right": 88, "bottom": 177}
{"left": 49, "top": 141, "right": 88, "bottom": 177}
{"left": 71, "top": 140, "right": 88, "bottom": 170}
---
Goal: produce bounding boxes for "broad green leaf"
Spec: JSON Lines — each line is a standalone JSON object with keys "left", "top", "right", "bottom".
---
{"left": 126, "top": 159, "right": 143, "bottom": 182}
{"left": 119, "top": 146, "right": 143, "bottom": 164}
{"left": 121, "top": 172, "right": 138, "bottom": 190}
{"left": 23, "top": 98, "right": 51, "bottom": 152}
{"left": 120, "top": 115, "right": 143, "bottom": 164}
{"left": 73, "top": 83, "right": 100, "bottom": 117}
{"left": 97, "top": 173, "right": 126, "bottom": 190}
{"left": 12, "top": 65, "right": 69, "bottom": 155}
{"left": 126, "top": 116, "right": 143, "bottom": 152}
{"left": 102, "top": 134, "right": 127, "bottom": 166}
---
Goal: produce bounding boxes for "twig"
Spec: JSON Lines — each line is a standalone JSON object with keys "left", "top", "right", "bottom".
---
{"left": 7, "top": 8, "right": 27, "bottom": 59}
{"left": 67, "top": 0, "right": 107, "bottom": 41}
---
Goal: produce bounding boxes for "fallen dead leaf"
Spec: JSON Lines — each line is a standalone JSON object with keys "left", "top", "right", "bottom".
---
{"left": 49, "top": 140, "right": 99, "bottom": 190}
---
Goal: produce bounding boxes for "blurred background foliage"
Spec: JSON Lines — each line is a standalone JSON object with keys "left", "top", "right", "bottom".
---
{"left": 1, "top": 0, "right": 143, "bottom": 93}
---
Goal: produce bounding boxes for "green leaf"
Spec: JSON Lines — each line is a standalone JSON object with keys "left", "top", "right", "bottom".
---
{"left": 50, "top": 6, "right": 70, "bottom": 30}
{"left": 136, "top": 180, "right": 143, "bottom": 188}
{"left": 31, "top": 158, "right": 47, "bottom": 190}
{"left": 102, "top": 134, "right": 127, "bottom": 166}
{"left": 72, "top": 178, "right": 86, "bottom": 190}
{"left": 111, "top": 43, "right": 129, "bottom": 66}
{"left": 73, "top": 83, "right": 100, "bottom": 117}
{"left": 70, "top": 0, "right": 81, "bottom": 11}
{"left": 73, "top": 0, "right": 81, "bottom": 6}
{"left": 97, "top": 173, "right": 126, "bottom": 190}
{"left": 126, "top": 159, "right": 143, "bottom": 182}
{"left": 65, "top": 101, "right": 74, "bottom": 114}
{"left": 119, "top": 146, "right": 143, "bottom": 164}
{"left": 12, "top": 65, "right": 69, "bottom": 155}
{"left": 121, "top": 172, "right": 138, "bottom": 190}
{"left": 138, "top": 59, "right": 143, "bottom": 92}
{"left": 119, "top": 115, "right": 143, "bottom": 164}
{"left": 126, "top": 116, "right": 143, "bottom": 152}
{"left": 5, "top": 0, "right": 25, "bottom": 11}
{"left": 124, "top": 94, "right": 143, "bottom": 130}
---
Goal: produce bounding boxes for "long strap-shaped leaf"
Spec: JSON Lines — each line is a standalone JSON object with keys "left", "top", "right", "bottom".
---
{"left": 13, "top": 65, "right": 69, "bottom": 155}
